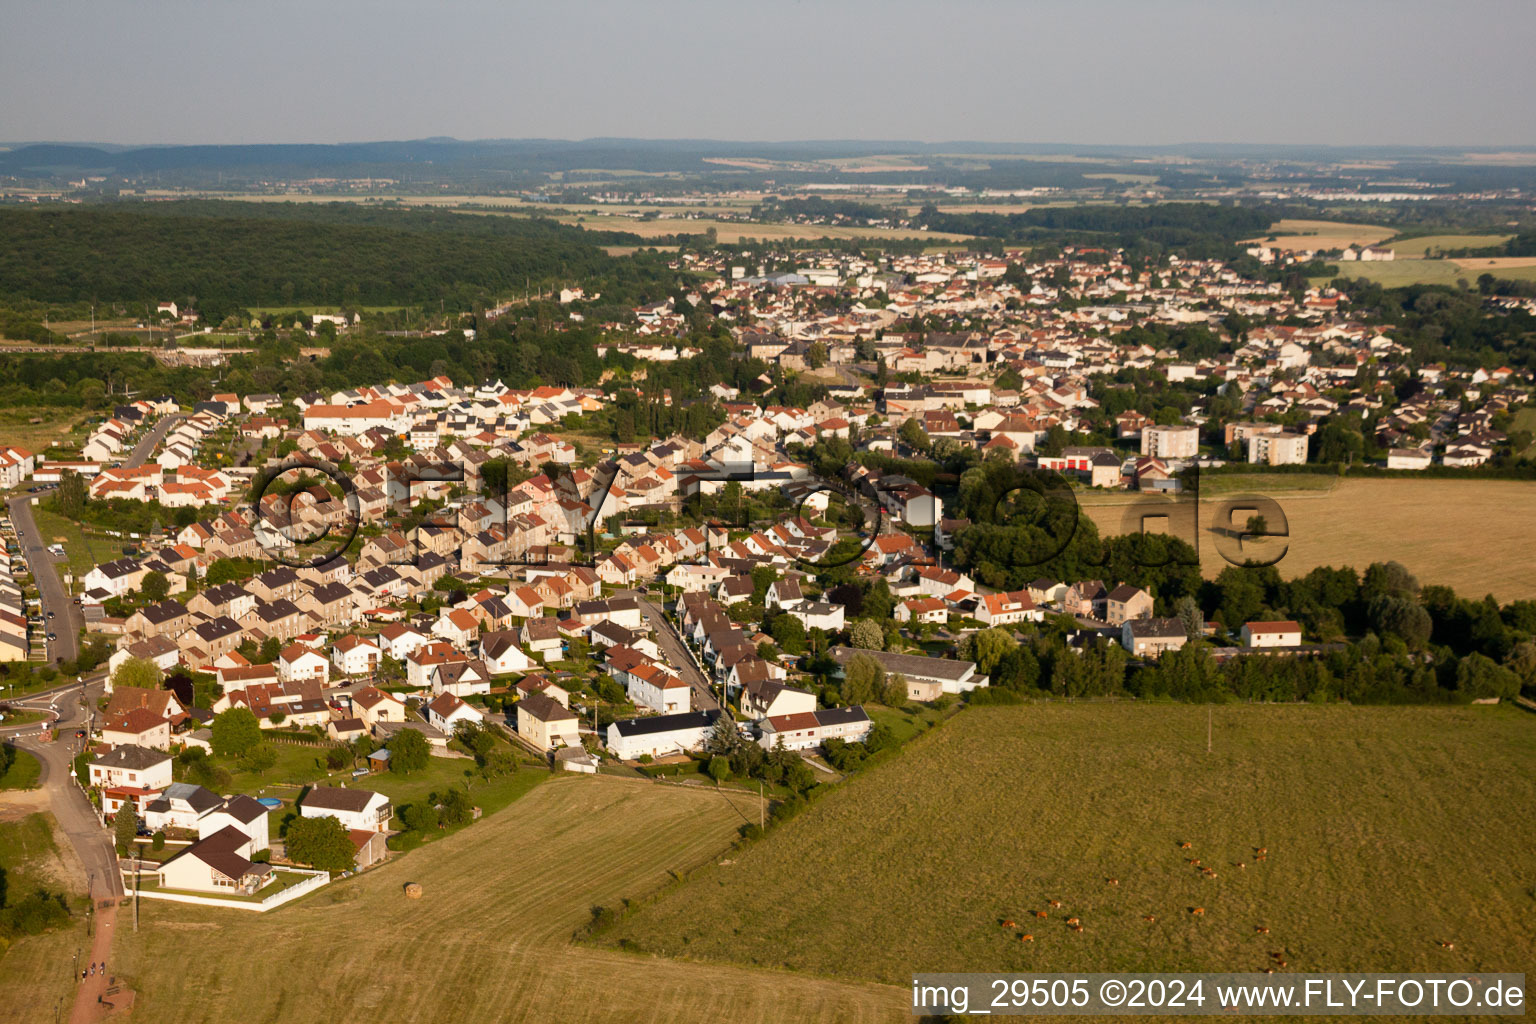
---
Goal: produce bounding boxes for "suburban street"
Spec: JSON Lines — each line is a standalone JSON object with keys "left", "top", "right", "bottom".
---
{"left": 8, "top": 491, "right": 82, "bottom": 665}
{"left": 1, "top": 677, "right": 122, "bottom": 899}
{"left": 124, "top": 412, "right": 182, "bottom": 468}
{"left": 632, "top": 592, "right": 719, "bottom": 711}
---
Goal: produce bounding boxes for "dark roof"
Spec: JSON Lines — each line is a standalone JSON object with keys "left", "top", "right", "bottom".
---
{"left": 610, "top": 709, "right": 720, "bottom": 738}
{"left": 815, "top": 706, "right": 870, "bottom": 727}
{"left": 92, "top": 744, "right": 171, "bottom": 771}
{"left": 828, "top": 645, "right": 976, "bottom": 682}
{"left": 138, "top": 599, "right": 188, "bottom": 625}
{"left": 220, "top": 794, "right": 268, "bottom": 824}
{"left": 518, "top": 692, "right": 575, "bottom": 723}
{"left": 301, "top": 786, "right": 381, "bottom": 814}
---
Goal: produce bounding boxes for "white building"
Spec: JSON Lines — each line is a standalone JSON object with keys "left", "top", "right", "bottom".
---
{"left": 1141, "top": 424, "right": 1200, "bottom": 459}
{"left": 299, "top": 786, "right": 393, "bottom": 833}
{"left": 1248, "top": 432, "right": 1309, "bottom": 466}
{"left": 1240, "top": 620, "right": 1303, "bottom": 648}
{"left": 757, "top": 706, "right": 872, "bottom": 751}
{"left": 606, "top": 709, "right": 722, "bottom": 761}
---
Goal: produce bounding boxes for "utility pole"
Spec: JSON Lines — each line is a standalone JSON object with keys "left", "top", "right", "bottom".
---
{"left": 759, "top": 780, "right": 764, "bottom": 830}
{"left": 1207, "top": 706, "right": 1212, "bottom": 754}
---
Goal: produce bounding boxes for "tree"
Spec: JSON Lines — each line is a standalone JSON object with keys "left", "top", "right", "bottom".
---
{"left": 707, "top": 754, "right": 731, "bottom": 784}
{"left": 211, "top": 707, "right": 261, "bottom": 757}
{"left": 389, "top": 727, "right": 431, "bottom": 774}
{"left": 969, "top": 627, "right": 1015, "bottom": 676}
{"left": 848, "top": 618, "right": 884, "bottom": 651}
{"left": 56, "top": 470, "right": 87, "bottom": 518}
{"left": 110, "top": 656, "right": 162, "bottom": 693}
{"left": 113, "top": 802, "right": 139, "bottom": 856}
{"left": 898, "top": 417, "right": 931, "bottom": 453}
{"left": 882, "top": 672, "right": 908, "bottom": 707}
{"left": 236, "top": 744, "right": 277, "bottom": 773}
{"left": 1455, "top": 652, "right": 1520, "bottom": 701}
{"left": 1244, "top": 515, "right": 1268, "bottom": 538}
{"left": 841, "top": 653, "right": 885, "bottom": 705}
{"left": 1174, "top": 595, "right": 1204, "bottom": 639}
{"left": 140, "top": 571, "right": 170, "bottom": 602}
{"left": 703, "top": 710, "right": 743, "bottom": 756}
{"left": 769, "top": 613, "right": 807, "bottom": 655}
{"left": 283, "top": 814, "right": 356, "bottom": 872}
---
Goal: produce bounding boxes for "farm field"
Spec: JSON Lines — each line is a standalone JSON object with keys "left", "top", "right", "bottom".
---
{"left": 1386, "top": 233, "right": 1512, "bottom": 257}
{"left": 1247, "top": 218, "right": 1393, "bottom": 251}
{"left": 102, "top": 776, "right": 904, "bottom": 1024}
{"left": 1315, "top": 257, "right": 1536, "bottom": 288}
{"left": 610, "top": 704, "right": 1536, "bottom": 986}
{"left": 557, "top": 213, "right": 971, "bottom": 244}
{"left": 1079, "top": 475, "right": 1536, "bottom": 602}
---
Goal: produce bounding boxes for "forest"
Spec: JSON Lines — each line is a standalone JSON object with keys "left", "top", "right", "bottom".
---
{"left": 0, "top": 201, "right": 666, "bottom": 320}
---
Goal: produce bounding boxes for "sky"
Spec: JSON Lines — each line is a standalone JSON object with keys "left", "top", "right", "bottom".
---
{"left": 3, "top": 0, "right": 1534, "bottom": 148}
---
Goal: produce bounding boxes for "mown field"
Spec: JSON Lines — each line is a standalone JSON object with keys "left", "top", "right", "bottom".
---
{"left": 1079, "top": 475, "right": 1536, "bottom": 603}
{"left": 100, "top": 776, "right": 904, "bottom": 1024}
{"left": 1387, "top": 234, "right": 1513, "bottom": 257}
{"left": 1247, "top": 218, "right": 1393, "bottom": 251}
{"left": 611, "top": 704, "right": 1536, "bottom": 987}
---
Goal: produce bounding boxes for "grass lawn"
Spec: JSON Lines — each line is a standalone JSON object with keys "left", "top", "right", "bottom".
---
{"left": 219, "top": 742, "right": 338, "bottom": 796}
{"left": 610, "top": 704, "right": 1536, "bottom": 985}
{"left": 29, "top": 506, "right": 125, "bottom": 580}
{"left": 0, "top": 748, "right": 42, "bottom": 789}
{"left": 1312, "top": 259, "right": 1468, "bottom": 289}
{"left": 867, "top": 703, "right": 948, "bottom": 744}
{"left": 1082, "top": 476, "right": 1536, "bottom": 603}
{"left": 105, "top": 776, "right": 901, "bottom": 1023}
{"left": 0, "top": 812, "right": 90, "bottom": 1019}
{"left": 1511, "top": 406, "right": 1536, "bottom": 455}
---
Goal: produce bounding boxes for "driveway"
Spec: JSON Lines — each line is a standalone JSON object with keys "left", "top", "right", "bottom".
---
{"left": 7, "top": 492, "right": 82, "bottom": 665}
{"left": 631, "top": 593, "right": 719, "bottom": 711}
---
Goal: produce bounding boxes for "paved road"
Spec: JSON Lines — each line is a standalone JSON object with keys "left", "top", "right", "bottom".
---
{"left": 1, "top": 678, "right": 123, "bottom": 1023}
{"left": 632, "top": 593, "right": 719, "bottom": 711}
{"left": 124, "top": 413, "right": 182, "bottom": 469}
{"left": 7, "top": 492, "right": 82, "bottom": 665}
{"left": 2, "top": 678, "right": 123, "bottom": 901}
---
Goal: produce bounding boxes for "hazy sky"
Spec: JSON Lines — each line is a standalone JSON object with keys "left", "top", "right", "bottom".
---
{"left": 3, "top": 0, "right": 1534, "bottom": 147}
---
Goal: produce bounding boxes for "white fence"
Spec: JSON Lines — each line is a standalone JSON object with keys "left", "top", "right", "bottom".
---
{"left": 129, "top": 868, "right": 330, "bottom": 913}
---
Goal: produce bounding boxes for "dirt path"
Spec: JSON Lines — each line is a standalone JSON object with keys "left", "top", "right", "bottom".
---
{"left": 68, "top": 901, "right": 120, "bottom": 1024}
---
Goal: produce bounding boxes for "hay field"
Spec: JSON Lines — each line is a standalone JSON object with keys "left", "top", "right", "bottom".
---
{"left": 100, "top": 777, "right": 904, "bottom": 1024}
{"left": 612, "top": 704, "right": 1536, "bottom": 985}
{"left": 1247, "top": 218, "right": 1394, "bottom": 250}
{"left": 1388, "top": 234, "right": 1513, "bottom": 257}
{"left": 1079, "top": 476, "right": 1536, "bottom": 602}
{"left": 559, "top": 213, "right": 970, "bottom": 244}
